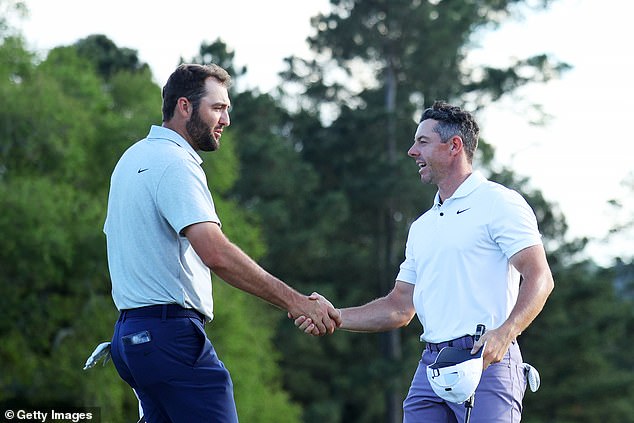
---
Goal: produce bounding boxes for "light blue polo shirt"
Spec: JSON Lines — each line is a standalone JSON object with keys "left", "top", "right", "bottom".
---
{"left": 396, "top": 171, "right": 542, "bottom": 343}
{"left": 104, "top": 125, "right": 220, "bottom": 321}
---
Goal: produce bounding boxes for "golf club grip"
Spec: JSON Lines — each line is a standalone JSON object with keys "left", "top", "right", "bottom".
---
{"left": 474, "top": 324, "right": 486, "bottom": 342}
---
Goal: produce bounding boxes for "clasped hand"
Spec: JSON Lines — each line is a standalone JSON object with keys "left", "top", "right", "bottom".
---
{"left": 288, "top": 292, "right": 339, "bottom": 336}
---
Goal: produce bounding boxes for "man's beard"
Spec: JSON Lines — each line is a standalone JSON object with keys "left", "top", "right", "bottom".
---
{"left": 186, "top": 109, "right": 218, "bottom": 152}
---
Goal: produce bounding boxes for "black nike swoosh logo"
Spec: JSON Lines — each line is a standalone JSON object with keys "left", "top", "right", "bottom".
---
{"left": 137, "top": 168, "right": 149, "bottom": 173}
{"left": 456, "top": 208, "right": 471, "bottom": 214}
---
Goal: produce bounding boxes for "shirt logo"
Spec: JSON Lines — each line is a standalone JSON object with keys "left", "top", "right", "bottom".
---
{"left": 137, "top": 168, "right": 149, "bottom": 173}
{"left": 456, "top": 208, "right": 471, "bottom": 214}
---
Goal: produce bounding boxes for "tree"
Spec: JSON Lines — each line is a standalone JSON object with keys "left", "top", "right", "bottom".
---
{"left": 5, "top": 2, "right": 632, "bottom": 421}
{"left": 520, "top": 260, "right": 634, "bottom": 423}
{"left": 73, "top": 34, "right": 150, "bottom": 81}
{"left": 0, "top": 34, "right": 137, "bottom": 421}
{"left": 0, "top": 25, "right": 302, "bottom": 421}
{"left": 208, "top": 1, "right": 586, "bottom": 422}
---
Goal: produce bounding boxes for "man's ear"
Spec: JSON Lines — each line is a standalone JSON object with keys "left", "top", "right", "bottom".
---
{"left": 176, "top": 97, "right": 192, "bottom": 118}
{"left": 449, "top": 135, "right": 463, "bottom": 154}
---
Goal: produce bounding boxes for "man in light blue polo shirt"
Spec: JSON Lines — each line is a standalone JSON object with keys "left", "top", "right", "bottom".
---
{"left": 105, "top": 63, "right": 341, "bottom": 423}
{"left": 295, "top": 101, "right": 554, "bottom": 422}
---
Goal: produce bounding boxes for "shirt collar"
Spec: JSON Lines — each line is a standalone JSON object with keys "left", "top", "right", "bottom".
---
{"left": 146, "top": 125, "right": 203, "bottom": 165}
{"left": 433, "top": 171, "right": 486, "bottom": 206}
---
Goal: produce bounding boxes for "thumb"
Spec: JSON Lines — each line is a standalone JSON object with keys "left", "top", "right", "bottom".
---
{"left": 308, "top": 292, "right": 323, "bottom": 300}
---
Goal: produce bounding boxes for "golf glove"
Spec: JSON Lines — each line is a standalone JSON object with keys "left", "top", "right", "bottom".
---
{"left": 83, "top": 341, "right": 112, "bottom": 370}
{"left": 522, "top": 363, "right": 541, "bottom": 392}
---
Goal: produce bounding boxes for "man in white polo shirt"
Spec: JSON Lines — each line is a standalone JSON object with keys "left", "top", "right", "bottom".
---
{"left": 295, "top": 101, "right": 554, "bottom": 422}
{"left": 104, "top": 63, "right": 341, "bottom": 423}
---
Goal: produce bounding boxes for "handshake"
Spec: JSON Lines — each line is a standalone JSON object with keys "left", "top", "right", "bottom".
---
{"left": 288, "top": 292, "right": 341, "bottom": 336}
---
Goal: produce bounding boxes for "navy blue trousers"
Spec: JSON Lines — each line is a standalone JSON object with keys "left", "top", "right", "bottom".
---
{"left": 111, "top": 305, "right": 239, "bottom": 423}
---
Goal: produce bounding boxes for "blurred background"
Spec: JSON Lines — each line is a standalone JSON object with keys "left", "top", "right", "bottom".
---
{"left": 1, "top": 0, "right": 632, "bottom": 422}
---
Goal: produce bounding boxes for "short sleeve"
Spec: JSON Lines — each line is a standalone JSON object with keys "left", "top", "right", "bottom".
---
{"left": 156, "top": 159, "right": 221, "bottom": 234}
{"left": 488, "top": 189, "right": 542, "bottom": 259}
{"left": 396, "top": 226, "right": 417, "bottom": 284}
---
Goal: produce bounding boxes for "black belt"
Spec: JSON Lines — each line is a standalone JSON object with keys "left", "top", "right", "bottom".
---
{"left": 120, "top": 304, "right": 205, "bottom": 324}
{"left": 426, "top": 334, "right": 476, "bottom": 352}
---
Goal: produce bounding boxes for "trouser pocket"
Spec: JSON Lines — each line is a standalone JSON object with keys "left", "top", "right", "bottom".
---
{"left": 188, "top": 317, "right": 214, "bottom": 367}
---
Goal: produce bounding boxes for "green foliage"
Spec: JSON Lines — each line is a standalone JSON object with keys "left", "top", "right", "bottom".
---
{"left": 0, "top": 30, "right": 139, "bottom": 420}
{"left": 0, "top": 25, "right": 302, "bottom": 423}
{"left": 3, "top": 2, "right": 634, "bottom": 422}
{"left": 0, "top": 176, "right": 131, "bottom": 420}
{"left": 285, "top": 0, "right": 569, "bottom": 119}
{"left": 210, "top": 282, "right": 302, "bottom": 423}
{"left": 269, "top": 0, "right": 572, "bottom": 419}
{"left": 521, "top": 261, "right": 634, "bottom": 423}
{"left": 189, "top": 39, "right": 248, "bottom": 85}
{"left": 223, "top": 1, "right": 633, "bottom": 422}
{"left": 73, "top": 34, "right": 150, "bottom": 80}
{"left": 201, "top": 132, "right": 240, "bottom": 197}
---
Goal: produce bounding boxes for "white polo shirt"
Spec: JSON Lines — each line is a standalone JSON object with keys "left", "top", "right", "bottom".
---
{"left": 396, "top": 172, "right": 542, "bottom": 343}
{"left": 104, "top": 125, "right": 220, "bottom": 321}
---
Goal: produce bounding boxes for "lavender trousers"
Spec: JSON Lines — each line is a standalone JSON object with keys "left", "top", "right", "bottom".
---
{"left": 403, "top": 337, "right": 527, "bottom": 423}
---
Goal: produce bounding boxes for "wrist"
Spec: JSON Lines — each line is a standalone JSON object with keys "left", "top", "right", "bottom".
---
{"left": 285, "top": 291, "right": 308, "bottom": 318}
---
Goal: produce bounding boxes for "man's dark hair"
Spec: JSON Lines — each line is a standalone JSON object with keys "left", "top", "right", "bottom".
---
{"left": 420, "top": 100, "right": 480, "bottom": 162}
{"left": 161, "top": 63, "right": 232, "bottom": 122}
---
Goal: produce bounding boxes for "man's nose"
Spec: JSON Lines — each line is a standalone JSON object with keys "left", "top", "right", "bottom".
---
{"left": 221, "top": 110, "right": 230, "bottom": 126}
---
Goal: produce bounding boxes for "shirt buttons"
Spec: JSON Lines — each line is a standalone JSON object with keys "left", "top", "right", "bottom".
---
{"left": 440, "top": 212, "right": 444, "bottom": 216}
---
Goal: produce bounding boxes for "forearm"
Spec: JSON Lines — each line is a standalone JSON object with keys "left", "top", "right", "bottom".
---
{"left": 210, "top": 240, "right": 303, "bottom": 313}
{"left": 186, "top": 221, "right": 340, "bottom": 334}
{"left": 340, "top": 283, "right": 416, "bottom": 332}
{"left": 341, "top": 305, "right": 409, "bottom": 332}
{"left": 185, "top": 222, "right": 304, "bottom": 313}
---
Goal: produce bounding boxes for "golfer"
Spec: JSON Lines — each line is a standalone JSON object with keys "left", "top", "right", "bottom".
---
{"left": 104, "top": 63, "right": 341, "bottom": 422}
{"left": 296, "top": 101, "right": 554, "bottom": 422}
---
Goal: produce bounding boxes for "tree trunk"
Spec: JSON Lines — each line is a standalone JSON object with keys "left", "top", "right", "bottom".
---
{"left": 380, "top": 57, "right": 402, "bottom": 423}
